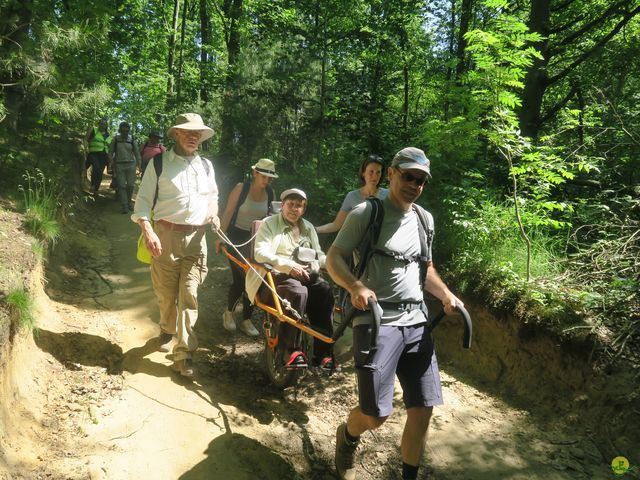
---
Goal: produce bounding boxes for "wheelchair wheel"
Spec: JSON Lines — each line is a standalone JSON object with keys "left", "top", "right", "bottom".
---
{"left": 264, "top": 313, "right": 299, "bottom": 389}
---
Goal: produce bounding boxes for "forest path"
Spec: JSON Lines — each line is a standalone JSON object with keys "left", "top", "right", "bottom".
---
{"left": 2, "top": 182, "right": 611, "bottom": 480}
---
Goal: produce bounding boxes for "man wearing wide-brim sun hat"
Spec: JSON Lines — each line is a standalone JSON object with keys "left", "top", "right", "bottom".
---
{"left": 217, "top": 157, "right": 278, "bottom": 337}
{"left": 132, "top": 112, "right": 219, "bottom": 378}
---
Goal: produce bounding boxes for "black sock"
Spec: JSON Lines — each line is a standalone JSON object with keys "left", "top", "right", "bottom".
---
{"left": 402, "top": 462, "right": 419, "bottom": 480}
{"left": 344, "top": 427, "right": 359, "bottom": 444}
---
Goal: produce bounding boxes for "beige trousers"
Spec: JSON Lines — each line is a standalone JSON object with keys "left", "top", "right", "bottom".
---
{"left": 151, "top": 222, "right": 208, "bottom": 361}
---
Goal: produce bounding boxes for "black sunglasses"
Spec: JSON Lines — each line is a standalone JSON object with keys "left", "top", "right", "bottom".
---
{"left": 396, "top": 169, "right": 428, "bottom": 187}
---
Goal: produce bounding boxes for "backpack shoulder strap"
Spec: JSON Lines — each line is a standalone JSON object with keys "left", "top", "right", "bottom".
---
{"left": 412, "top": 204, "right": 434, "bottom": 287}
{"left": 200, "top": 157, "right": 211, "bottom": 177}
{"left": 151, "top": 153, "right": 163, "bottom": 211}
{"left": 354, "top": 197, "right": 384, "bottom": 279}
{"left": 229, "top": 181, "right": 251, "bottom": 228}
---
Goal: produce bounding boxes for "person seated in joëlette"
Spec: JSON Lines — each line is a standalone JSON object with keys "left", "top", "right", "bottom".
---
{"left": 245, "top": 188, "right": 337, "bottom": 371}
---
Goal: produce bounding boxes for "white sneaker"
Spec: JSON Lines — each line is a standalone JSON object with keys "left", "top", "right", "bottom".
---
{"left": 239, "top": 319, "right": 259, "bottom": 337}
{"left": 222, "top": 310, "right": 236, "bottom": 332}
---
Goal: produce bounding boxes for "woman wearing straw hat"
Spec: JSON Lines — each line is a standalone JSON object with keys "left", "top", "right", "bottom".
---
{"left": 217, "top": 158, "right": 278, "bottom": 336}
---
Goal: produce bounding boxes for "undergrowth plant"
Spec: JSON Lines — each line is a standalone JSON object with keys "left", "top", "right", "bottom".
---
{"left": 6, "top": 287, "right": 36, "bottom": 332}
{"left": 465, "top": 0, "right": 575, "bottom": 281}
{"left": 18, "top": 168, "right": 61, "bottom": 246}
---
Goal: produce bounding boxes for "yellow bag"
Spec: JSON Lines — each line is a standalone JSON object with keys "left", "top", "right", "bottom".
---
{"left": 136, "top": 233, "right": 152, "bottom": 264}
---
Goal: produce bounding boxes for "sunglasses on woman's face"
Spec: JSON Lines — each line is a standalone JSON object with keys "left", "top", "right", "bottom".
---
{"left": 396, "top": 169, "right": 428, "bottom": 187}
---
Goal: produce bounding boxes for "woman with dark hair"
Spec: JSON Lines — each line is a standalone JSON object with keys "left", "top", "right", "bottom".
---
{"left": 316, "top": 155, "right": 388, "bottom": 234}
{"left": 217, "top": 158, "right": 278, "bottom": 336}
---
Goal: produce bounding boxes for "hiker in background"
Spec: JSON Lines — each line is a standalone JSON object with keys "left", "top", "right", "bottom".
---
{"left": 246, "top": 188, "right": 337, "bottom": 371}
{"left": 326, "top": 147, "right": 462, "bottom": 480}
{"left": 132, "top": 113, "right": 219, "bottom": 378}
{"left": 140, "top": 130, "right": 166, "bottom": 177}
{"left": 110, "top": 122, "right": 141, "bottom": 214}
{"left": 316, "top": 155, "right": 388, "bottom": 234}
{"left": 216, "top": 158, "right": 278, "bottom": 337}
{"left": 84, "top": 118, "right": 111, "bottom": 195}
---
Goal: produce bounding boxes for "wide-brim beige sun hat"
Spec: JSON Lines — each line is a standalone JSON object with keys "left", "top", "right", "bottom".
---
{"left": 251, "top": 158, "right": 278, "bottom": 178}
{"left": 167, "top": 113, "right": 214, "bottom": 143}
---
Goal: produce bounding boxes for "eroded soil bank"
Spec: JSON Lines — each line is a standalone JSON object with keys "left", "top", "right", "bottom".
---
{"left": 0, "top": 190, "right": 635, "bottom": 480}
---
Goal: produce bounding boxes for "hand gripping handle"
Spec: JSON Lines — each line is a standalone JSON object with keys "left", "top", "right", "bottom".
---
{"left": 428, "top": 304, "right": 473, "bottom": 349}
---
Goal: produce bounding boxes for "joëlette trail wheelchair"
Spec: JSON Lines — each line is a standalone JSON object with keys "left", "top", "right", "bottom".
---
{"left": 221, "top": 241, "right": 473, "bottom": 389}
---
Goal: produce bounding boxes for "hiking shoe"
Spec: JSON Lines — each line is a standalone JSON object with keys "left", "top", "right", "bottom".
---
{"left": 120, "top": 206, "right": 129, "bottom": 214}
{"left": 318, "top": 356, "right": 341, "bottom": 373}
{"left": 158, "top": 332, "right": 173, "bottom": 352}
{"left": 285, "top": 351, "right": 308, "bottom": 370}
{"left": 222, "top": 310, "right": 236, "bottom": 332}
{"left": 171, "top": 358, "right": 194, "bottom": 377}
{"left": 335, "top": 423, "right": 359, "bottom": 480}
{"left": 239, "top": 319, "right": 259, "bottom": 337}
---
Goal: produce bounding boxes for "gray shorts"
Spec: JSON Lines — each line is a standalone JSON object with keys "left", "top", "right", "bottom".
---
{"left": 353, "top": 323, "right": 443, "bottom": 417}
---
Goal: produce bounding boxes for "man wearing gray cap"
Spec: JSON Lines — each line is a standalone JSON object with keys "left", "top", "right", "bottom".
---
{"left": 327, "top": 147, "right": 462, "bottom": 480}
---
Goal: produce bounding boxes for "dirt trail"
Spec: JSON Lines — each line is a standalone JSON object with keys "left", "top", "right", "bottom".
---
{"left": 1, "top": 187, "right": 615, "bottom": 480}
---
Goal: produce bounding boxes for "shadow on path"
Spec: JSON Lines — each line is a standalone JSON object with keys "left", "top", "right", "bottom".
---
{"left": 178, "top": 433, "right": 299, "bottom": 480}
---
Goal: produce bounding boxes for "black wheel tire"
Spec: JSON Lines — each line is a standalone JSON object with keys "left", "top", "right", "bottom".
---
{"left": 264, "top": 313, "right": 299, "bottom": 389}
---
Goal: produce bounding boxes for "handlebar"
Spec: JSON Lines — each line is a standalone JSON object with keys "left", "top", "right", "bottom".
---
{"left": 332, "top": 299, "right": 472, "bottom": 351}
{"left": 367, "top": 297, "right": 382, "bottom": 350}
{"left": 428, "top": 303, "right": 473, "bottom": 349}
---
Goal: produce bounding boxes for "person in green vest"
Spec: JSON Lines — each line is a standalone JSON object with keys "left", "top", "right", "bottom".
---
{"left": 84, "top": 118, "right": 111, "bottom": 195}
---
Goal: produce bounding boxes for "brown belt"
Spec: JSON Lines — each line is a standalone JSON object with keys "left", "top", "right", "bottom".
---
{"left": 157, "top": 219, "right": 206, "bottom": 232}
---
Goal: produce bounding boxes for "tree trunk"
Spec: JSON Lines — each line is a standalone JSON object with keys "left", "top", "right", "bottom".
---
{"left": 317, "top": 11, "right": 327, "bottom": 174}
{"left": 176, "top": 0, "right": 189, "bottom": 102}
{"left": 519, "top": 0, "right": 550, "bottom": 139}
{"left": 166, "top": 0, "right": 181, "bottom": 108}
{"left": 219, "top": 0, "right": 244, "bottom": 162}
{"left": 455, "top": 0, "right": 473, "bottom": 80}
{"left": 367, "top": 61, "right": 382, "bottom": 153}
{"left": 443, "top": 0, "right": 456, "bottom": 119}
{"left": 0, "top": 0, "right": 33, "bottom": 132}
{"left": 199, "top": 0, "right": 210, "bottom": 103}
{"left": 399, "top": 26, "right": 409, "bottom": 134}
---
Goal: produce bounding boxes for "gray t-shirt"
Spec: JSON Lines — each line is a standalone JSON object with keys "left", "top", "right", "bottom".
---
{"left": 235, "top": 196, "right": 268, "bottom": 230}
{"left": 333, "top": 196, "right": 433, "bottom": 327}
{"left": 339, "top": 188, "right": 389, "bottom": 212}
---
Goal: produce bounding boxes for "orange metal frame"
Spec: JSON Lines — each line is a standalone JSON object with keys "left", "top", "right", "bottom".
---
{"left": 222, "top": 246, "right": 335, "bottom": 346}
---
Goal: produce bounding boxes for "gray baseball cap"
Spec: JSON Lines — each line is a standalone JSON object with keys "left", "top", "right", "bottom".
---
{"left": 391, "top": 147, "right": 431, "bottom": 177}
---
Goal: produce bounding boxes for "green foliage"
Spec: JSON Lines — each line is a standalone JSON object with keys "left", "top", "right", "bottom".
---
{"left": 445, "top": 188, "right": 565, "bottom": 280}
{"left": 18, "top": 169, "right": 61, "bottom": 246}
{"left": 6, "top": 287, "right": 36, "bottom": 333}
{"left": 0, "top": 0, "right": 637, "bottom": 363}
{"left": 42, "top": 84, "right": 113, "bottom": 123}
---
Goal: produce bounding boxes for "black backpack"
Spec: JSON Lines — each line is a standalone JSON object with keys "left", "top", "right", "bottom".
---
{"left": 113, "top": 135, "right": 136, "bottom": 162}
{"left": 228, "top": 180, "right": 275, "bottom": 228}
{"left": 339, "top": 197, "right": 434, "bottom": 323}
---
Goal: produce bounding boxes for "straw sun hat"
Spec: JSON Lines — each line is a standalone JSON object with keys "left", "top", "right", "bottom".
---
{"left": 167, "top": 113, "right": 214, "bottom": 142}
{"left": 251, "top": 158, "right": 278, "bottom": 178}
